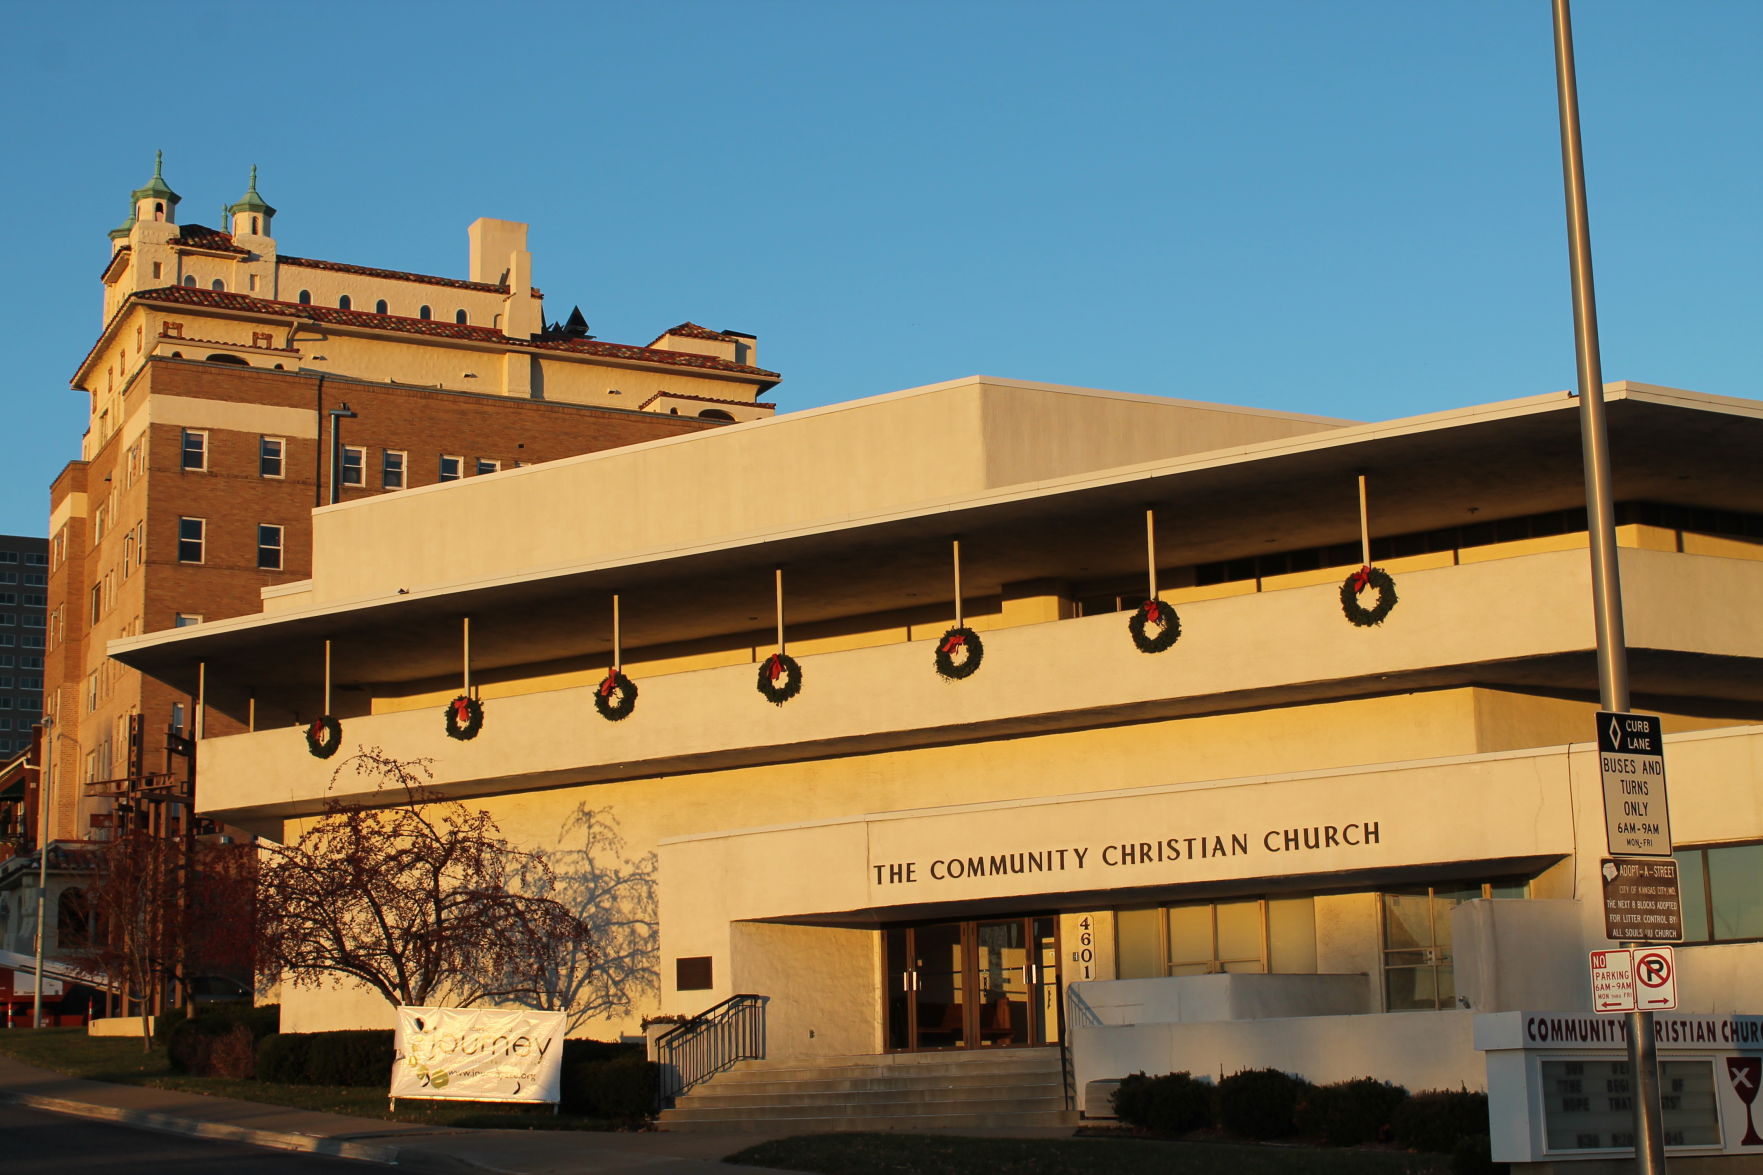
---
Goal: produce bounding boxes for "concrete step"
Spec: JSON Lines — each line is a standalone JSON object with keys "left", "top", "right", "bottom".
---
{"left": 677, "top": 1085, "right": 1068, "bottom": 1110}
{"left": 714, "top": 1054, "right": 1060, "bottom": 1084}
{"left": 681, "top": 1078, "right": 1065, "bottom": 1105}
{"left": 658, "top": 1108, "right": 1081, "bottom": 1134}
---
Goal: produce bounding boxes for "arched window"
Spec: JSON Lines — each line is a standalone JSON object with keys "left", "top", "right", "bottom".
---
{"left": 338, "top": 295, "right": 352, "bottom": 310}
{"left": 211, "top": 278, "right": 224, "bottom": 291}
{"left": 375, "top": 299, "right": 388, "bottom": 315}
{"left": 698, "top": 409, "right": 736, "bottom": 422}
{"left": 153, "top": 201, "right": 164, "bottom": 220}
{"left": 298, "top": 290, "right": 311, "bottom": 305}
{"left": 251, "top": 215, "right": 260, "bottom": 234}
{"left": 205, "top": 353, "right": 250, "bottom": 366}
{"left": 182, "top": 275, "right": 196, "bottom": 287}
{"left": 419, "top": 305, "right": 431, "bottom": 320}
{"left": 455, "top": 309, "right": 467, "bottom": 324}
{"left": 57, "top": 888, "right": 89, "bottom": 949}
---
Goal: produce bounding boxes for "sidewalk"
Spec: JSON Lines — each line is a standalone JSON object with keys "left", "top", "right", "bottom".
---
{"left": 0, "top": 1051, "right": 795, "bottom": 1174}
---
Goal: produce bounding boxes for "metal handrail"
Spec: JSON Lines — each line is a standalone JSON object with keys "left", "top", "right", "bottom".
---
{"left": 653, "top": 993, "right": 766, "bottom": 1106}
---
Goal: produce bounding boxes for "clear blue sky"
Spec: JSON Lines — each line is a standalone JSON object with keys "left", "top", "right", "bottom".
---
{"left": 3, "top": 0, "right": 1757, "bottom": 537}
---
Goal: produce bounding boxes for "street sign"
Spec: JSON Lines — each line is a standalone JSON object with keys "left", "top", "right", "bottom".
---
{"left": 1590, "top": 948, "right": 1636, "bottom": 1013}
{"left": 1598, "top": 711, "right": 1672, "bottom": 857}
{"left": 1633, "top": 946, "right": 1677, "bottom": 1011}
{"left": 1601, "top": 858, "right": 1684, "bottom": 942}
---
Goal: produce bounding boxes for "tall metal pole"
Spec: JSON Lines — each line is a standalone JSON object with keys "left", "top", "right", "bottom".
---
{"left": 327, "top": 402, "right": 356, "bottom": 506}
{"left": 1550, "top": 2, "right": 1660, "bottom": 1170}
{"left": 31, "top": 715, "right": 52, "bottom": 1028}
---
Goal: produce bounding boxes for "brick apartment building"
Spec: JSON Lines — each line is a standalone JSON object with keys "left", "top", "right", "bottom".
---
{"left": 43, "top": 156, "right": 781, "bottom": 841}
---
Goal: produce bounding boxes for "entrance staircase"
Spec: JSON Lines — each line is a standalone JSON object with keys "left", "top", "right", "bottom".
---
{"left": 656, "top": 1047, "right": 1078, "bottom": 1133}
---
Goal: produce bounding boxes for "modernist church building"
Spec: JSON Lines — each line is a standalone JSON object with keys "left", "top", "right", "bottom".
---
{"left": 115, "top": 375, "right": 1763, "bottom": 1160}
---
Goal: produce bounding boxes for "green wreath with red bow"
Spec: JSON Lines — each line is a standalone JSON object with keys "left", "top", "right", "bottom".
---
{"left": 1340, "top": 565, "right": 1398, "bottom": 627}
{"left": 444, "top": 694, "right": 484, "bottom": 740}
{"left": 757, "top": 652, "right": 803, "bottom": 705}
{"left": 1128, "top": 598, "right": 1182, "bottom": 653}
{"left": 305, "top": 715, "right": 342, "bottom": 759}
{"left": 934, "top": 626, "right": 984, "bottom": 679}
{"left": 595, "top": 670, "right": 638, "bottom": 721}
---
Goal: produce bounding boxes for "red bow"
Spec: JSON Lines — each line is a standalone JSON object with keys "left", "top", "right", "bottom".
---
{"left": 940, "top": 632, "right": 966, "bottom": 654}
{"left": 767, "top": 653, "right": 785, "bottom": 681}
{"left": 1144, "top": 600, "right": 1160, "bottom": 624}
{"left": 599, "top": 673, "right": 619, "bottom": 697}
{"left": 452, "top": 697, "right": 472, "bottom": 722}
{"left": 1350, "top": 566, "right": 1372, "bottom": 594}
{"left": 309, "top": 719, "right": 325, "bottom": 740}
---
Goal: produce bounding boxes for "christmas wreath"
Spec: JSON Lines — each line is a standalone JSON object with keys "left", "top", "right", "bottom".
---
{"left": 305, "top": 715, "right": 342, "bottom": 759}
{"left": 1128, "top": 598, "right": 1182, "bottom": 653}
{"left": 934, "top": 626, "right": 984, "bottom": 679}
{"left": 595, "top": 671, "right": 638, "bottom": 721}
{"left": 756, "top": 652, "right": 803, "bottom": 705}
{"left": 1340, "top": 565, "right": 1398, "bottom": 627}
{"left": 444, "top": 694, "right": 484, "bottom": 740}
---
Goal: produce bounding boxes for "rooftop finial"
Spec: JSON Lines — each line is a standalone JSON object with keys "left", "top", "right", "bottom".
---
{"left": 248, "top": 164, "right": 258, "bottom": 191}
{"left": 154, "top": 149, "right": 164, "bottom": 177}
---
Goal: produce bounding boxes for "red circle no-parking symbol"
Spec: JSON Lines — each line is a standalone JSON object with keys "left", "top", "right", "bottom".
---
{"left": 1636, "top": 951, "right": 1672, "bottom": 988}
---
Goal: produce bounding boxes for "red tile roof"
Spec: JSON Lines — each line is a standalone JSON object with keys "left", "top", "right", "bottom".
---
{"left": 658, "top": 322, "right": 734, "bottom": 342}
{"left": 172, "top": 224, "right": 250, "bottom": 256}
{"left": 129, "top": 286, "right": 780, "bottom": 380}
{"left": 279, "top": 254, "right": 522, "bottom": 295}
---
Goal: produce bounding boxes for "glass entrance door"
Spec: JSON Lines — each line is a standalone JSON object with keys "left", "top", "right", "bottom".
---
{"left": 885, "top": 916, "right": 1061, "bottom": 1051}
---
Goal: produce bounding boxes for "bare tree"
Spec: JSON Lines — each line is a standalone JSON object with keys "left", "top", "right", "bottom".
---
{"left": 76, "top": 833, "right": 174, "bottom": 1047}
{"left": 255, "top": 750, "right": 593, "bottom": 1010}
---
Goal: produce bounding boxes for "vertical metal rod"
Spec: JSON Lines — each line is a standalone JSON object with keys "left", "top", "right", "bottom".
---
{"left": 248, "top": 695, "right": 256, "bottom": 733}
{"left": 1357, "top": 475, "right": 1372, "bottom": 568}
{"left": 31, "top": 715, "right": 52, "bottom": 1029}
{"left": 323, "top": 639, "right": 332, "bottom": 714}
{"left": 1551, "top": 3, "right": 1656, "bottom": 1170}
{"left": 774, "top": 569, "right": 785, "bottom": 654}
{"left": 612, "top": 594, "right": 622, "bottom": 674}
{"left": 952, "top": 539, "right": 964, "bottom": 628}
{"left": 462, "top": 617, "right": 472, "bottom": 695}
{"left": 1145, "top": 509, "right": 1158, "bottom": 600}
{"left": 195, "top": 661, "right": 206, "bottom": 740}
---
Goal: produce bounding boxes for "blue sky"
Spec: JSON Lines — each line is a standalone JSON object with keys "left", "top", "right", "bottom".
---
{"left": 2, "top": 0, "right": 1757, "bottom": 537}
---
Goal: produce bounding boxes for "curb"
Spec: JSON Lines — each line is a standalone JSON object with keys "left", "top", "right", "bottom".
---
{"left": 0, "top": 1086, "right": 456, "bottom": 1170}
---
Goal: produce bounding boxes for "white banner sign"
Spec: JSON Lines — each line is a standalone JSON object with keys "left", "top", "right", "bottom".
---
{"left": 391, "top": 1006, "right": 567, "bottom": 1104}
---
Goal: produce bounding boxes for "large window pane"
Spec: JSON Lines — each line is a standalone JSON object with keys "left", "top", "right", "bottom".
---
{"left": 1674, "top": 849, "right": 1711, "bottom": 944}
{"left": 1216, "top": 899, "right": 1263, "bottom": 970}
{"left": 1166, "top": 905, "right": 1215, "bottom": 972}
{"left": 1383, "top": 892, "right": 1433, "bottom": 950}
{"left": 1115, "top": 908, "right": 1162, "bottom": 980}
{"left": 1708, "top": 844, "right": 1763, "bottom": 940}
{"left": 1268, "top": 897, "right": 1317, "bottom": 973}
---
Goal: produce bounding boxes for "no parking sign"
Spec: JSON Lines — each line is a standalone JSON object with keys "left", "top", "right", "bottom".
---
{"left": 1634, "top": 946, "right": 1677, "bottom": 1011}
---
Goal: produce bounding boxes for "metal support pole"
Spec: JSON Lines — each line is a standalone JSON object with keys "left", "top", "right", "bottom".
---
{"left": 774, "top": 569, "right": 786, "bottom": 654}
{"left": 1356, "top": 475, "right": 1372, "bottom": 568}
{"left": 462, "top": 617, "right": 472, "bottom": 696}
{"left": 952, "top": 540, "right": 964, "bottom": 628}
{"left": 327, "top": 402, "right": 356, "bottom": 506}
{"left": 1551, "top": 3, "right": 1658, "bottom": 1170}
{"left": 323, "top": 639, "right": 333, "bottom": 714}
{"left": 31, "top": 715, "right": 52, "bottom": 1029}
{"left": 611, "top": 594, "right": 622, "bottom": 674}
{"left": 195, "top": 661, "right": 206, "bottom": 740}
{"left": 1145, "top": 509, "right": 1158, "bottom": 600}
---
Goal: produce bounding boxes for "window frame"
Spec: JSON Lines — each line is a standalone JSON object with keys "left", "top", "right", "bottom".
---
{"left": 256, "top": 523, "right": 285, "bottom": 571}
{"left": 382, "top": 449, "right": 407, "bottom": 490}
{"left": 1674, "top": 841, "right": 1763, "bottom": 945}
{"left": 180, "top": 428, "right": 208, "bottom": 472}
{"left": 259, "top": 436, "right": 286, "bottom": 479}
{"left": 177, "top": 517, "right": 205, "bottom": 564}
{"left": 340, "top": 444, "right": 367, "bottom": 488}
{"left": 475, "top": 458, "right": 501, "bottom": 476}
{"left": 438, "top": 454, "right": 462, "bottom": 482}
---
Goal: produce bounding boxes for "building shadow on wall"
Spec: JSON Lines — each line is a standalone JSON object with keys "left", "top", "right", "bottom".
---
{"left": 524, "top": 807, "right": 658, "bottom": 1035}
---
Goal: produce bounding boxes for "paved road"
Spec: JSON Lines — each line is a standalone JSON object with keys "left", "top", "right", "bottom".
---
{"left": 0, "top": 1102, "right": 386, "bottom": 1173}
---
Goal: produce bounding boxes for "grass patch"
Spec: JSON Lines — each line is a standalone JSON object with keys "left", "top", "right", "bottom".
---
{"left": 725, "top": 1132, "right": 1451, "bottom": 1175}
{"left": 0, "top": 1028, "right": 619, "bottom": 1130}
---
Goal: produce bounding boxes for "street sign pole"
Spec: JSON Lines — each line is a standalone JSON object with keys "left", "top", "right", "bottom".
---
{"left": 1550, "top": 2, "right": 1665, "bottom": 1170}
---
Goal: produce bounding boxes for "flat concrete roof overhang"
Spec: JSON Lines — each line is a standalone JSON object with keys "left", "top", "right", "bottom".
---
{"left": 112, "top": 384, "right": 1763, "bottom": 710}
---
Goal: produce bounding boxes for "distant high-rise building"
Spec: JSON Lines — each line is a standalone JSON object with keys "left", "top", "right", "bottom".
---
{"left": 0, "top": 534, "right": 49, "bottom": 762}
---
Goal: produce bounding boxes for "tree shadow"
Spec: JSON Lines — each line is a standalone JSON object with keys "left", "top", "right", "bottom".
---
{"left": 521, "top": 807, "right": 658, "bottom": 1035}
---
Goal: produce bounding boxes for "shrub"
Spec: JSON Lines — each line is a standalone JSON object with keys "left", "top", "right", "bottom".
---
{"left": 561, "top": 1038, "right": 642, "bottom": 1068}
{"left": 1111, "top": 1071, "right": 1213, "bottom": 1134}
{"left": 1296, "top": 1077, "right": 1410, "bottom": 1146}
{"left": 1216, "top": 1067, "right": 1311, "bottom": 1140}
{"left": 250, "top": 1029, "right": 394, "bottom": 1087}
{"left": 1393, "top": 1089, "right": 1491, "bottom": 1154}
{"left": 1451, "top": 1133, "right": 1508, "bottom": 1175}
{"left": 562, "top": 1056, "right": 661, "bottom": 1122}
{"left": 165, "top": 1004, "right": 280, "bottom": 1077}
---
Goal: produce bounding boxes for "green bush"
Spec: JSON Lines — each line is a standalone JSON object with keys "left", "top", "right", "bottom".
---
{"left": 1216, "top": 1067, "right": 1311, "bottom": 1140}
{"left": 1296, "top": 1076, "right": 1410, "bottom": 1146}
{"left": 561, "top": 1038, "right": 642, "bottom": 1067}
{"left": 165, "top": 1004, "right": 280, "bottom": 1077}
{"left": 1451, "top": 1132, "right": 1508, "bottom": 1175}
{"left": 250, "top": 1029, "right": 393, "bottom": 1087}
{"left": 562, "top": 1055, "right": 660, "bottom": 1121}
{"left": 1393, "top": 1089, "right": 1491, "bottom": 1154}
{"left": 1111, "top": 1071, "right": 1213, "bottom": 1134}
